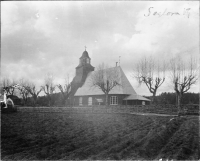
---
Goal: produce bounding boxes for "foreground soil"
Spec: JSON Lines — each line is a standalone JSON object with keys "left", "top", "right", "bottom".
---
{"left": 1, "top": 107, "right": 199, "bottom": 160}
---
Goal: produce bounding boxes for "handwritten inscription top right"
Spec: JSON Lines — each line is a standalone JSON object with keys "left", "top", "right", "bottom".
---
{"left": 144, "top": 7, "right": 191, "bottom": 18}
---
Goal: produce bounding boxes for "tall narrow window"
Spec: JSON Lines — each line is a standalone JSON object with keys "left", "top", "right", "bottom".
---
{"left": 110, "top": 96, "right": 118, "bottom": 105}
{"left": 88, "top": 97, "right": 92, "bottom": 105}
{"left": 79, "top": 97, "right": 82, "bottom": 106}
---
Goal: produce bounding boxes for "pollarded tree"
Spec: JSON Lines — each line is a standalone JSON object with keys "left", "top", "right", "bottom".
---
{"left": 57, "top": 75, "right": 72, "bottom": 106}
{"left": 1, "top": 78, "right": 10, "bottom": 93}
{"left": 41, "top": 73, "right": 56, "bottom": 106}
{"left": 170, "top": 56, "right": 198, "bottom": 114}
{"left": 25, "top": 83, "right": 42, "bottom": 106}
{"left": 133, "top": 56, "right": 166, "bottom": 104}
{"left": 90, "top": 63, "right": 121, "bottom": 106}
{"left": 18, "top": 78, "right": 30, "bottom": 106}
{"left": 1, "top": 78, "right": 17, "bottom": 96}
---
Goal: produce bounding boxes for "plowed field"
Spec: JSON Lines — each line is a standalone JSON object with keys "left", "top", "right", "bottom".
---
{"left": 1, "top": 107, "right": 199, "bottom": 160}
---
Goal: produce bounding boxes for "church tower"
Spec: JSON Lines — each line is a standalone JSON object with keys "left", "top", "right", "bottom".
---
{"left": 70, "top": 49, "right": 95, "bottom": 102}
{"left": 75, "top": 50, "right": 94, "bottom": 79}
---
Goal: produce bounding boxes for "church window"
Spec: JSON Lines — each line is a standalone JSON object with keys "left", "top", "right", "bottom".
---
{"left": 88, "top": 97, "right": 92, "bottom": 105}
{"left": 86, "top": 58, "right": 90, "bottom": 64}
{"left": 110, "top": 96, "right": 118, "bottom": 105}
{"left": 79, "top": 97, "right": 82, "bottom": 106}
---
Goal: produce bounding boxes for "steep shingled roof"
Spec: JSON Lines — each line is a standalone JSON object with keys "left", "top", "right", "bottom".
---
{"left": 74, "top": 66, "right": 150, "bottom": 101}
{"left": 75, "top": 66, "right": 136, "bottom": 96}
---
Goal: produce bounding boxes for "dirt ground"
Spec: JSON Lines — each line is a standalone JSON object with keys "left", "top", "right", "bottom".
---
{"left": 1, "top": 107, "right": 199, "bottom": 160}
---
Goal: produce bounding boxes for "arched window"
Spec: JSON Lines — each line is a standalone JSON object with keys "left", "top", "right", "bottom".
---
{"left": 110, "top": 96, "right": 118, "bottom": 105}
{"left": 79, "top": 97, "right": 82, "bottom": 106}
{"left": 88, "top": 97, "right": 92, "bottom": 105}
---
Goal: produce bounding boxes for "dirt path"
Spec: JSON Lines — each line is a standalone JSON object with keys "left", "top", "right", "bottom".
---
{"left": 130, "top": 112, "right": 177, "bottom": 117}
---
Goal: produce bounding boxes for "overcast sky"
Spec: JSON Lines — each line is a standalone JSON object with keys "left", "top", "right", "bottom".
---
{"left": 1, "top": 1, "right": 199, "bottom": 96}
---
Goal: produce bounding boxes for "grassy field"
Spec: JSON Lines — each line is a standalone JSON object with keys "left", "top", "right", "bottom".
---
{"left": 1, "top": 107, "right": 199, "bottom": 160}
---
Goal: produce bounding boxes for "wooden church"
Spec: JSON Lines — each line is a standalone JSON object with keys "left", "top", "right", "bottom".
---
{"left": 69, "top": 50, "right": 150, "bottom": 106}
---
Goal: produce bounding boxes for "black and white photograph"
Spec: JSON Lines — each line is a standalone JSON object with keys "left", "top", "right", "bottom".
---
{"left": 1, "top": 1, "right": 199, "bottom": 160}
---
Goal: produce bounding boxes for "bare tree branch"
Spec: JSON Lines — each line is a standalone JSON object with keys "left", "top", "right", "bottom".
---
{"left": 170, "top": 55, "right": 198, "bottom": 114}
{"left": 90, "top": 63, "right": 121, "bottom": 106}
{"left": 57, "top": 75, "right": 72, "bottom": 106}
{"left": 42, "top": 73, "right": 56, "bottom": 106}
{"left": 133, "top": 56, "right": 166, "bottom": 103}
{"left": 18, "top": 78, "right": 30, "bottom": 106}
{"left": 1, "top": 78, "right": 17, "bottom": 96}
{"left": 25, "top": 82, "right": 42, "bottom": 106}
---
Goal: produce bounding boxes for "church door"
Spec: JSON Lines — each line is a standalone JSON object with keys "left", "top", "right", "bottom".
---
{"left": 88, "top": 97, "right": 92, "bottom": 105}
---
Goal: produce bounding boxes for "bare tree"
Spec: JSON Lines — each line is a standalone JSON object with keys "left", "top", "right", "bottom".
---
{"left": 57, "top": 75, "right": 72, "bottom": 106}
{"left": 25, "top": 83, "right": 42, "bottom": 106}
{"left": 41, "top": 73, "right": 56, "bottom": 106}
{"left": 1, "top": 78, "right": 10, "bottom": 93}
{"left": 90, "top": 63, "right": 121, "bottom": 106}
{"left": 1, "top": 78, "right": 17, "bottom": 96}
{"left": 18, "top": 78, "right": 30, "bottom": 106}
{"left": 133, "top": 56, "right": 166, "bottom": 103}
{"left": 170, "top": 56, "right": 198, "bottom": 114}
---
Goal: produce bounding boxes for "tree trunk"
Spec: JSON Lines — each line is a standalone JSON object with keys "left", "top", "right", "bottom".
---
{"left": 47, "top": 94, "right": 51, "bottom": 107}
{"left": 33, "top": 95, "right": 37, "bottom": 107}
{"left": 151, "top": 92, "right": 156, "bottom": 104}
{"left": 105, "top": 93, "right": 109, "bottom": 106}
{"left": 22, "top": 96, "right": 26, "bottom": 106}
{"left": 62, "top": 94, "right": 70, "bottom": 106}
{"left": 177, "top": 93, "right": 182, "bottom": 116}
{"left": 65, "top": 98, "right": 70, "bottom": 107}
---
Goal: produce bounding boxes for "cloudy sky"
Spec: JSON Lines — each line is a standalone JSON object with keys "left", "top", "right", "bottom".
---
{"left": 1, "top": 1, "right": 199, "bottom": 96}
